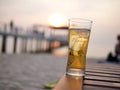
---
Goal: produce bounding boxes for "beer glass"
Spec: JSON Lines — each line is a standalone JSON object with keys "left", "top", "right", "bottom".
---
{"left": 66, "top": 18, "right": 92, "bottom": 76}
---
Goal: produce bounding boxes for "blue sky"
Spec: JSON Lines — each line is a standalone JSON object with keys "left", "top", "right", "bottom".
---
{"left": 0, "top": 0, "right": 120, "bottom": 58}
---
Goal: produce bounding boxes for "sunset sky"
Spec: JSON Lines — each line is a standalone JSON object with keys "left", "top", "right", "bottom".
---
{"left": 0, "top": 0, "right": 120, "bottom": 58}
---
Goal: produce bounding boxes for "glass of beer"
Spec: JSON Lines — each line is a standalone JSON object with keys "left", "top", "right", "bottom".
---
{"left": 66, "top": 18, "right": 92, "bottom": 76}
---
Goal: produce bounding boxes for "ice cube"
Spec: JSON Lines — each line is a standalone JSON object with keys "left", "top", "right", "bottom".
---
{"left": 69, "top": 35, "right": 79, "bottom": 49}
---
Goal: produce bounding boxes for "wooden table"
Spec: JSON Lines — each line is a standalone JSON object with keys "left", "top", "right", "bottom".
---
{"left": 53, "top": 62, "right": 120, "bottom": 90}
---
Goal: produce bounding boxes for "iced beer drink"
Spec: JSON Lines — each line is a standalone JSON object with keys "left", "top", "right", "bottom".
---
{"left": 66, "top": 19, "right": 92, "bottom": 76}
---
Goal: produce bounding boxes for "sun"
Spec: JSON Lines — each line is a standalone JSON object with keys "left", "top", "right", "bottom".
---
{"left": 48, "top": 13, "right": 66, "bottom": 27}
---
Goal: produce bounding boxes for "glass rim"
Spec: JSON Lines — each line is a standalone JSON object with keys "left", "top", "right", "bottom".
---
{"left": 69, "top": 18, "right": 93, "bottom": 23}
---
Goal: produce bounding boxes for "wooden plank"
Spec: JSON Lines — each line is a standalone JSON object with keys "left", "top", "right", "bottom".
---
{"left": 85, "top": 75, "right": 120, "bottom": 83}
{"left": 84, "top": 85, "right": 120, "bottom": 90}
{"left": 86, "top": 67, "right": 120, "bottom": 74}
{"left": 86, "top": 64, "right": 120, "bottom": 70}
{"left": 86, "top": 70, "right": 120, "bottom": 76}
{"left": 84, "top": 80, "right": 120, "bottom": 89}
{"left": 86, "top": 61, "right": 120, "bottom": 66}
{"left": 86, "top": 67, "right": 120, "bottom": 72}
{"left": 86, "top": 66, "right": 120, "bottom": 70}
{"left": 86, "top": 72, "right": 120, "bottom": 78}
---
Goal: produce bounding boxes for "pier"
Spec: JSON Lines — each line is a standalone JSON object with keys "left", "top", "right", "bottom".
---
{"left": 0, "top": 23, "right": 68, "bottom": 54}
